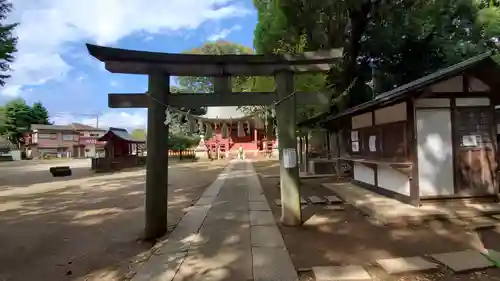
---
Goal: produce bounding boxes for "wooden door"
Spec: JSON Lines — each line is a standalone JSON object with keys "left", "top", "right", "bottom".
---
{"left": 454, "top": 107, "right": 497, "bottom": 195}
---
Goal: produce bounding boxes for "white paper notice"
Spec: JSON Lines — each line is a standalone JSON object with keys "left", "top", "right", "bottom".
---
{"left": 462, "top": 135, "right": 477, "bottom": 147}
{"left": 351, "top": 131, "right": 359, "bottom": 141}
{"left": 283, "top": 148, "right": 297, "bottom": 168}
{"left": 351, "top": 141, "right": 359, "bottom": 152}
{"left": 369, "top": 135, "right": 377, "bottom": 152}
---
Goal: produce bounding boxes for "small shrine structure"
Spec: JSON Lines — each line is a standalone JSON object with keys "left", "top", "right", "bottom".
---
{"left": 91, "top": 127, "right": 146, "bottom": 172}
{"left": 301, "top": 52, "right": 500, "bottom": 206}
{"left": 194, "top": 106, "right": 277, "bottom": 159}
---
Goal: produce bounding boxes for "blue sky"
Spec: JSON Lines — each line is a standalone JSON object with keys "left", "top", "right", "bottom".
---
{"left": 1, "top": 0, "right": 257, "bottom": 129}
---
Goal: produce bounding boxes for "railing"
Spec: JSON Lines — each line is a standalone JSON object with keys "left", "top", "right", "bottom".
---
{"left": 91, "top": 155, "right": 146, "bottom": 172}
{"left": 168, "top": 149, "right": 196, "bottom": 160}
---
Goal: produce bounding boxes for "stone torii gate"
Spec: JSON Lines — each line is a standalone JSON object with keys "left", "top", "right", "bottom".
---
{"left": 85, "top": 44, "right": 342, "bottom": 239}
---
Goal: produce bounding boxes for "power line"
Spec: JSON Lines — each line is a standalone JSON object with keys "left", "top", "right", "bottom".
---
{"left": 51, "top": 111, "right": 102, "bottom": 128}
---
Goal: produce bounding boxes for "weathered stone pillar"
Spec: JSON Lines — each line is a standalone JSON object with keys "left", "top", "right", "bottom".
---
{"left": 145, "top": 74, "right": 170, "bottom": 240}
{"left": 275, "top": 70, "right": 301, "bottom": 226}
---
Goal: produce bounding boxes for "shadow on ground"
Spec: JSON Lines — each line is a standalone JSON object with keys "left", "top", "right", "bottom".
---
{"left": 0, "top": 160, "right": 228, "bottom": 281}
{"left": 252, "top": 159, "right": 500, "bottom": 281}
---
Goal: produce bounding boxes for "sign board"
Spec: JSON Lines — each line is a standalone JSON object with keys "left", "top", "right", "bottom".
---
{"left": 351, "top": 141, "right": 359, "bottom": 152}
{"left": 283, "top": 148, "right": 297, "bottom": 168}
{"left": 369, "top": 135, "right": 377, "bottom": 152}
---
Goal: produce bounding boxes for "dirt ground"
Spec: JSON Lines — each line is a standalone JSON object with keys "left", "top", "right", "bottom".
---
{"left": 253, "top": 159, "right": 500, "bottom": 281}
{"left": 0, "top": 159, "right": 228, "bottom": 281}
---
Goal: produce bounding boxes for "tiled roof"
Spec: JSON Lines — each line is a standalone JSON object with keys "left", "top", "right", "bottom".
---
{"left": 70, "top": 123, "right": 106, "bottom": 131}
{"left": 98, "top": 127, "right": 145, "bottom": 143}
{"left": 31, "top": 124, "right": 76, "bottom": 131}
{"left": 298, "top": 51, "right": 499, "bottom": 126}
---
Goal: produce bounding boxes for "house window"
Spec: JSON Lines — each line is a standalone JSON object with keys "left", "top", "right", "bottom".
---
{"left": 90, "top": 133, "right": 100, "bottom": 137}
{"left": 38, "top": 133, "right": 57, "bottom": 139}
{"left": 62, "top": 134, "right": 74, "bottom": 141}
{"left": 350, "top": 130, "right": 360, "bottom": 153}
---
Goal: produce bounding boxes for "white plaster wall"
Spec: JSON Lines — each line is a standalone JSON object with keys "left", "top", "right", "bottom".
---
{"left": 415, "top": 98, "right": 451, "bottom": 108}
{"left": 352, "top": 112, "right": 373, "bottom": 129}
{"left": 416, "top": 109, "right": 455, "bottom": 196}
{"left": 353, "top": 163, "right": 375, "bottom": 185}
{"left": 377, "top": 166, "right": 410, "bottom": 195}
{"left": 430, "top": 76, "right": 463, "bottom": 92}
{"left": 374, "top": 102, "right": 407, "bottom": 125}
{"left": 469, "top": 76, "right": 490, "bottom": 92}
{"left": 455, "top": 97, "right": 490, "bottom": 107}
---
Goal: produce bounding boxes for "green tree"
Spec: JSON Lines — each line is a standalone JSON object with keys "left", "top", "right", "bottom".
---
{"left": 0, "top": 0, "right": 18, "bottom": 86}
{"left": 0, "top": 99, "right": 51, "bottom": 147}
{"left": 253, "top": 0, "right": 500, "bottom": 116}
{"left": 30, "top": 102, "right": 50, "bottom": 125}
{"left": 176, "top": 40, "right": 254, "bottom": 93}
{"left": 131, "top": 128, "right": 146, "bottom": 140}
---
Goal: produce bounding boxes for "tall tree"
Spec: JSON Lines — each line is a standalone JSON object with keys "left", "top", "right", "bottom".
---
{"left": 29, "top": 102, "right": 50, "bottom": 125}
{"left": 0, "top": 0, "right": 18, "bottom": 86}
{"left": 0, "top": 99, "right": 51, "bottom": 147}
{"left": 131, "top": 128, "right": 146, "bottom": 140}
{"left": 253, "top": 0, "right": 500, "bottom": 115}
{"left": 177, "top": 40, "right": 254, "bottom": 93}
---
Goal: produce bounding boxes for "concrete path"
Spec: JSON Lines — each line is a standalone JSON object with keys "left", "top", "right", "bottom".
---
{"left": 132, "top": 159, "right": 298, "bottom": 281}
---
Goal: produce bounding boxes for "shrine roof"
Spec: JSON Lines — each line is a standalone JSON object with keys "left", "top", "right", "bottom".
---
{"left": 98, "top": 127, "right": 145, "bottom": 143}
{"left": 86, "top": 43, "right": 342, "bottom": 65}
{"left": 299, "top": 51, "right": 500, "bottom": 127}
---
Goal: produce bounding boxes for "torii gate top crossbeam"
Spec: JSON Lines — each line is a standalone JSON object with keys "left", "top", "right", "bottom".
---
{"left": 86, "top": 44, "right": 342, "bottom": 76}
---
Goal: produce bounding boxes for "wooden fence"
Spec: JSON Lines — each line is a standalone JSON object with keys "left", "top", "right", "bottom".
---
{"left": 168, "top": 149, "right": 196, "bottom": 159}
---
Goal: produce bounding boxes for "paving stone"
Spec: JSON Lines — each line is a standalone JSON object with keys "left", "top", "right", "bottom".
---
{"left": 195, "top": 196, "right": 215, "bottom": 206}
{"left": 300, "top": 197, "right": 307, "bottom": 204}
{"left": 376, "top": 256, "right": 438, "bottom": 274}
{"left": 275, "top": 199, "right": 282, "bottom": 206}
{"left": 252, "top": 246, "right": 299, "bottom": 281}
{"left": 249, "top": 201, "right": 271, "bottom": 211}
{"left": 249, "top": 194, "right": 267, "bottom": 202}
{"left": 250, "top": 211, "right": 275, "bottom": 225}
{"left": 312, "top": 265, "right": 372, "bottom": 281}
{"left": 325, "top": 195, "right": 342, "bottom": 204}
{"left": 431, "top": 250, "right": 494, "bottom": 272}
{"left": 309, "top": 196, "right": 327, "bottom": 204}
{"left": 132, "top": 252, "right": 186, "bottom": 281}
{"left": 466, "top": 217, "right": 500, "bottom": 229}
{"left": 492, "top": 214, "right": 500, "bottom": 220}
{"left": 251, "top": 226, "right": 285, "bottom": 247}
{"left": 324, "top": 205, "right": 345, "bottom": 211}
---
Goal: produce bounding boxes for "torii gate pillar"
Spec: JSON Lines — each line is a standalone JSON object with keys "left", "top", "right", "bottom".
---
{"left": 275, "top": 71, "right": 301, "bottom": 225}
{"left": 145, "top": 74, "right": 170, "bottom": 239}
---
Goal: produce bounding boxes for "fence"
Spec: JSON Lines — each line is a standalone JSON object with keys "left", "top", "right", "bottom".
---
{"left": 168, "top": 149, "right": 196, "bottom": 160}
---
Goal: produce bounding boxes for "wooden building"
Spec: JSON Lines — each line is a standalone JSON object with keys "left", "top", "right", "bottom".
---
{"left": 197, "top": 108, "right": 276, "bottom": 159}
{"left": 319, "top": 52, "right": 500, "bottom": 206}
{"left": 91, "top": 127, "right": 146, "bottom": 172}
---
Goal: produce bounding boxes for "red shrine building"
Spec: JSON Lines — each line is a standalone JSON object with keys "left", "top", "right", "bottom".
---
{"left": 196, "top": 107, "right": 277, "bottom": 159}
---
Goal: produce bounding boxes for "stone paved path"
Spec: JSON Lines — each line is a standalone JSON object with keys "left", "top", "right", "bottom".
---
{"left": 132, "top": 159, "right": 298, "bottom": 281}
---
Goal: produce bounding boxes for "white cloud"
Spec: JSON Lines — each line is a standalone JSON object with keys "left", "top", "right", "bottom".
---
{"left": 3, "top": 0, "right": 252, "bottom": 96}
{"left": 207, "top": 24, "right": 242, "bottom": 41}
{"left": 51, "top": 110, "right": 147, "bottom": 130}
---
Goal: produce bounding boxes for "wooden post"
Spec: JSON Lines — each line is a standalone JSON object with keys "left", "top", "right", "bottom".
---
{"left": 145, "top": 74, "right": 170, "bottom": 240}
{"left": 275, "top": 70, "right": 301, "bottom": 226}
{"left": 304, "top": 132, "right": 309, "bottom": 173}
{"left": 299, "top": 136, "right": 304, "bottom": 172}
